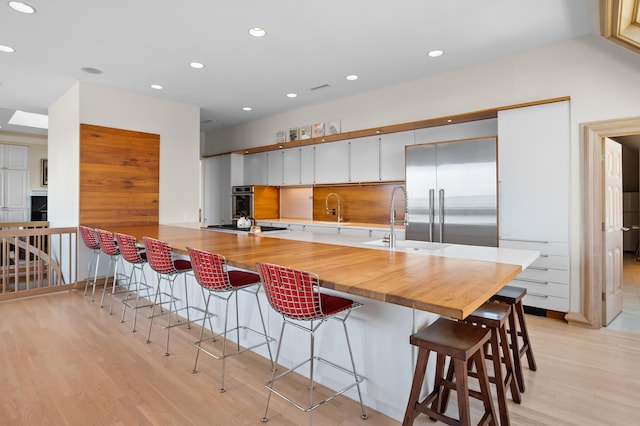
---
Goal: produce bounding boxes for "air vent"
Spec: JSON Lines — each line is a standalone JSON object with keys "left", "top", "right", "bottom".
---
{"left": 310, "top": 84, "right": 330, "bottom": 91}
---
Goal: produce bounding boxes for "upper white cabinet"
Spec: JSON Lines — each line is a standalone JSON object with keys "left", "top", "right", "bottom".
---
{"left": 244, "top": 152, "right": 268, "bottom": 185}
{"left": 267, "top": 151, "right": 284, "bottom": 185}
{"left": 1, "top": 145, "right": 28, "bottom": 169}
{"left": 380, "top": 131, "right": 413, "bottom": 181}
{"left": 498, "top": 101, "right": 570, "bottom": 243}
{"left": 300, "top": 145, "right": 315, "bottom": 184}
{"left": 314, "top": 140, "right": 350, "bottom": 184}
{"left": 282, "top": 148, "right": 300, "bottom": 185}
{"left": 349, "top": 136, "right": 379, "bottom": 182}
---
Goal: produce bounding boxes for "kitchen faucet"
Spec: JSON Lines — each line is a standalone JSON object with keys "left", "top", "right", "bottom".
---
{"left": 389, "top": 185, "right": 408, "bottom": 248}
{"left": 325, "top": 192, "right": 343, "bottom": 223}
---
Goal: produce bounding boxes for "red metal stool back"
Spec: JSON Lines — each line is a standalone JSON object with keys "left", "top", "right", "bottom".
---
{"left": 114, "top": 232, "right": 151, "bottom": 332}
{"left": 187, "top": 247, "right": 274, "bottom": 392}
{"left": 95, "top": 229, "right": 126, "bottom": 314}
{"left": 79, "top": 225, "right": 101, "bottom": 302}
{"left": 142, "top": 236, "right": 193, "bottom": 356}
{"left": 256, "top": 262, "right": 366, "bottom": 423}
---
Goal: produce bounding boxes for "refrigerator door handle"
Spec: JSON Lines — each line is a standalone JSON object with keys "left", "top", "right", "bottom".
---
{"left": 439, "top": 189, "right": 444, "bottom": 243}
{"left": 428, "top": 188, "right": 435, "bottom": 243}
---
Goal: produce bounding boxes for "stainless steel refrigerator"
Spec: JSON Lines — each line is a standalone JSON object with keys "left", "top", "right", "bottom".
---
{"left": 405, "top": 137, "right": 497, "bottom": 247}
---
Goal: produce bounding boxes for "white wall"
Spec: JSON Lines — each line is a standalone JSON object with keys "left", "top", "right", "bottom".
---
{"left": 205, "top": 34, "right": 640, "bottom": 314}
{"left": 48, "top": 82, "right": 201, "bottom": 226}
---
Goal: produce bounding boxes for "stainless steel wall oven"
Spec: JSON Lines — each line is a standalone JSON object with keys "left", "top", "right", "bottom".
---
{"left": 232, "top": 185, "right": 254, "bottom": 219}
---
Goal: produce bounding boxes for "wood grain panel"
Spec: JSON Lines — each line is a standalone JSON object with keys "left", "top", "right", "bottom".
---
{"left": 80, "top": 124, "right": 159, "bottom": 227}
{"left": 312, "top": 183, "right": 405, "bottom": 224}
{"left": 253, "top": 185, "right": 279, "bottom": 219}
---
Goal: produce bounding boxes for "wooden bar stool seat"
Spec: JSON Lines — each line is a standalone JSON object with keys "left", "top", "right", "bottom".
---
{"left": 403, "top": 317, "right": 496, "bottom": 426}
{"left": 460, "top": 302, "right": 521, "bottom": 425}
{"left": 490, "top": 286, "right": 537, "bottom": 393}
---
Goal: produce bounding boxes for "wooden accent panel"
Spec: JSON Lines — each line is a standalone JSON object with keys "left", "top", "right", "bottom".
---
{"left": 253, "top": 185, "right": 279, "bottom": 219}
{"left": 80, "top": 124, "right": 160, "bottom": 227}
{"left": 312, "top": 183, "right": 404, "bottom": 224}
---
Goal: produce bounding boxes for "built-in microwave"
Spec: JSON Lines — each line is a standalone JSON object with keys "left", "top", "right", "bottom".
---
{"left": 232, "top": 186, "right": 254, "bottom": 219}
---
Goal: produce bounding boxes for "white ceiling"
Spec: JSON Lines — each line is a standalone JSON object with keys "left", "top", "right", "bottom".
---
{"left": 0, "top": 0, "right": 600, "bottom": 135}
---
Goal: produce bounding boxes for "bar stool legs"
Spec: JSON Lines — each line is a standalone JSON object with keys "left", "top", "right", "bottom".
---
{"left": 403, "top": 317, "right": 496, "bottom": 426}
{"left": 491, "top": 286, "right": 537, "bottom": 393}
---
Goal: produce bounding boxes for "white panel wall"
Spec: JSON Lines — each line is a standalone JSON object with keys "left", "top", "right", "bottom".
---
{"left": 205, "top": 34, "right": 640, "bottom": 313}
{"left": 78, "top": 83, "right": 200, "bottom": 224}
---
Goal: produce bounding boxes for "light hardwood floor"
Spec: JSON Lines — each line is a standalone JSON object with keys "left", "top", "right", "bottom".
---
{"left": 1, "top": 290, "right": 640, "bottom": 425}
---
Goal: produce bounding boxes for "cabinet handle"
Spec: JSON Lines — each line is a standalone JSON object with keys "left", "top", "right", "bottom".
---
{"left": 527, "top": 293, "right": 549, "bottom": 298}
{"left": 501, "top": 238, "right": 550, "bottom": 244}
{"left": 515, "top": 277, "right": 549, "bottom": 285}
{"left": 528, "top": 266, "right": 549, "bottom": 271}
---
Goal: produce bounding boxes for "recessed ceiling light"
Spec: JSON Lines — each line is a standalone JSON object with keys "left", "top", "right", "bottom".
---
{"left": 81, "top": 67, "right": 103, "bottom": 75}
{"left": 248, "top": 27, "right": 266, "bottom": 37}
{"left": 346, "top": 75, "right": 359, "bottom": 81}
{"left": 428, "top": 49, "right": 444, "bottom": 57}
{"left": 9, "top": 1, "right": 35, "bottom": 14}
{"left": 190, "top": 62, "right": 205, "bottom": 69}
{"left": 0, "top": 45, "right": 15, "bottom": 53}
{"left": 150, "top": 84, "right": 163, "bottom": 90}
{"left": 286, "top": 93, "right": 297, "bottom": 98}
{"left": 242, "top": 107, "right": 252, "bottom": 111}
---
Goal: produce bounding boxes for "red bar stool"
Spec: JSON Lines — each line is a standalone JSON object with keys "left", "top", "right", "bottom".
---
{"left": 490, "top": 286, "right": 537, "bottom": 393}
{"left": 256, "top": 262, "right": 367, "bottom": 424}
{"left": 79, "top": 225, "right": 101, "bottom": 302}
{"left": 403, "top": 317, "right": 496, "bottom": 426}
{"left": 143, "top": 236, "right": 193, "bottom": 356}
{"left": 95, "top": 229, "right": 129, "bottom": 315}
{"left": 114, "top": 232, "right": 153, "bottom": 332}
{"left": 187, "top": 247, "right": 274, "bottom": 392}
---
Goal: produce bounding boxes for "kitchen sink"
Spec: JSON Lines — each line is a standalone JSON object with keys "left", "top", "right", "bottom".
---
{"left": 363, "top": 239, "right": 448, "bottom": 251}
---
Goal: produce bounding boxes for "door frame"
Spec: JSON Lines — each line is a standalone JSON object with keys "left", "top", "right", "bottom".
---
{"left": 567, "top": 116, "right": 640, "bottom": 328}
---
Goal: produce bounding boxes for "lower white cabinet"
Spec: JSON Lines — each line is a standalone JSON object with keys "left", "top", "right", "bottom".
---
{"left": 499, "top": 239, "right": 569, "bottom": 312}
{"left": 0, "top": 169, "right": 28, "bottom": 222}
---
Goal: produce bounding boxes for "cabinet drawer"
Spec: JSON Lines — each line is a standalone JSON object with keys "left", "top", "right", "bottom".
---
{"left": 511, "top": 277, "right": 569, "bottom": 298}
{"left": 529, "top": 254, "right": 568, "bottom": 270}
{"left": 522, "top": 293, "right": 569, "bottom": 312}
{"left": 518, "top": 266, "right": 569, "bottom": 284}
{"left": 499, "top": 239, "right": 568, "bottom": 257}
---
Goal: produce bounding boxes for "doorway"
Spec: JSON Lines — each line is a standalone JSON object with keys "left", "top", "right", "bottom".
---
{"left": 570, "top": 116, "right": 640, "bottom": 329}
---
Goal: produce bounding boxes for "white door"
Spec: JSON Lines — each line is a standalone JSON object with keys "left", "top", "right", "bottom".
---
{"left": 604, "top": 137, "right": 624, "bottom": 325}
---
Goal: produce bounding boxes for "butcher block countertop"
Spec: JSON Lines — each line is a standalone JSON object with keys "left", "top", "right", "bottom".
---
{"left": 105, "top": 223, "right": 532, "bottom": 320}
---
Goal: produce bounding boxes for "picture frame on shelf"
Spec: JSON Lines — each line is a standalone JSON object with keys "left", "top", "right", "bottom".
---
{"left": 276, "top": 130, "right": 286, "bottom": 143}
{"left": 41, "top": 158, "right": 48, "bottom": 186}
{"left": 312, "top": 122, "right": 325, "bottom": 138}
{"left": 325, "top": 119, "right": 341, "bottom": 135}
{"left": 299, "top": 124, "right": 312, "bottom": 140}
{"left": 289, "top": 127, "right": 299, "bottom": 141}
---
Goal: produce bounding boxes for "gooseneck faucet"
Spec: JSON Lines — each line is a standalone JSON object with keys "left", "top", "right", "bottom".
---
{"left": 325, "top": 192, "right": 342, "bottom": 223}
{"left": 389, "top": 185, "right": 408, "bottom": 248}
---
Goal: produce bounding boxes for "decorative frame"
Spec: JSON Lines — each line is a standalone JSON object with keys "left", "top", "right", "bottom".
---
{"left": 41, "top": 158, "right": 48, "bottom": 186}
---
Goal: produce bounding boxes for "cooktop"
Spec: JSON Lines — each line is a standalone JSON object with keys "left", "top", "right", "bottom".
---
{"left": 206, "top": 224, "right": 288, "bottom": 232}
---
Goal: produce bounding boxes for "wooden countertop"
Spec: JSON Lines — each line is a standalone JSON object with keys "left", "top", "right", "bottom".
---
{"left": 106, "top": 224, "right": 522, "bottom": 319}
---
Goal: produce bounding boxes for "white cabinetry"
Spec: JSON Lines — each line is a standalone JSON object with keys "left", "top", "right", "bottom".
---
{"left": 300, "top": 146, "right": 315, "bottom": 184}
{"left": 314, "top": 141, "right": 350, "bottom": 184}
{"left": 282, "top": 148, "right": 300, "bottom": 185}
{"left": 380, "top": 131, "right": 413, "bottom": 181}
{"left": 498, "top": 101, "right": 570, "bottom": 312}
{"left": 0, "top": 145, "right": 28, "bottom": 222}
{"left": 203, "top": 154, "right": 243, "bottom": 225}
{"left": 349, "top": 136, "right": 379, "bottom": 182}
{"left": 244, "top": 152, "right": 267, "bottom": 185}
{"left": 267, "top": 151, "right": 284, "bottom": 185}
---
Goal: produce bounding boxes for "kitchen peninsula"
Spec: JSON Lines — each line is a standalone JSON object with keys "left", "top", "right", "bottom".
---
{"left": 102, "top": 223, "right": 538, "bottom": 420}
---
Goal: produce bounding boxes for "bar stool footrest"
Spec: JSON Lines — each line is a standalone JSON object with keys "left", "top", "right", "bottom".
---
{"left": 265, "top": 356, "right": 365, "bottom": 413}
